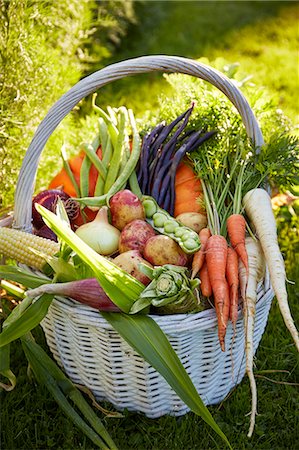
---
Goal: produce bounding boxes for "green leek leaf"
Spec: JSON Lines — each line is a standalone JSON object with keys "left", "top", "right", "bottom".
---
{"left": 0, "top": 294, "right": 53, "bottom": 347}
{"left": 0, "top": 345, "right": 16, "bottom": 391}
{"left": 0, "top": 265, "right": 50, "bottom": 289}
{"left": 21, "top": 334, "right": 117, "bottom": 450}
{"left": 2, "top": 295, "right": 33, "bottom": 329}
{"left": 102, "top": 312, "right": 231, "bottom": 449}
{"left": 21, "top": 333, "right": 117, "bottom": 450}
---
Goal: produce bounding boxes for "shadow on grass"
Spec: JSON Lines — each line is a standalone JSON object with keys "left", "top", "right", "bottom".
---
{"left": 110, "top": 0, "right": 293, "bottom": 60}
{"left": 83, "top": 0, "right": 297, "bottom": 116}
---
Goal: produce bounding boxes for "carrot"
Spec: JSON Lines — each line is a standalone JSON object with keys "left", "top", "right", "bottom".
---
{"left": 174, "top": 162, "right": 205, "bottom": 216}
{"left": 238, "top": 236, "right": 265, "bottom": 437}
{"left": 243, "top": 188, "right": 299, "bottom": 352}
{"left": 226, "top": 213, "right": 248, "bottom": 273}
{"left": 49, "top": 148, "right": 102, "bottom": 197}
{"left": 49, "top": 155, "right": 83, "bottom": 197}
{"left": 205, "top": 234, "right": 230, "bottom": 351}
{"left": 191, "top": 227, "right": 211, "bottom": 279}
{"left": 226, "top": 247, "right": 239, "bottom": 327}
{"left": 199, "top": 262, "right": 212, "bottom": 298}
{"left": 175, "top": 161, "right": 198, "bottom": 185}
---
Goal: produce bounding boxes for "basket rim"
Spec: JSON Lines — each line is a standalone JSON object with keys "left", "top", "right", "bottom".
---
{"left": 13, "top": 54, "right": 264, "bottom": 231}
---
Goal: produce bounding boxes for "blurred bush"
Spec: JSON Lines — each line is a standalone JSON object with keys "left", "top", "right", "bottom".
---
{"left": 0, "top": 0, "right": 135, "bottom": 210}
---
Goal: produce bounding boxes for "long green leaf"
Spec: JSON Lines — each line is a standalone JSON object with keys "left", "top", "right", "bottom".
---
{"left": 21, "top": 334, "right": 115, "bottom": 450}
{"left": 0, "top": 294, "right": 53, "bottom": 347}
{"left": 35, "top": 204, "right": 144, "bottom": 313}
{"left": 102, "top": 312, "right": 231, "bottom": 449}
{"left": 21, "top": 333, "right": 117, "bottom": 450}
{"left": 0, "top": 345, "right": 16, "bottom": 391}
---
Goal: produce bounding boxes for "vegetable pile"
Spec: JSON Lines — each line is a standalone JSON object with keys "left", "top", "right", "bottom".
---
{"left": 0, "top": 71, "right": 298, "bottom": 448}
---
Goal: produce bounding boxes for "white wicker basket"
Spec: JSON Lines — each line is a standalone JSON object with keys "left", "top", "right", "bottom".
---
{"left": 13, "top": 56, "right": 274, "bottom": 418}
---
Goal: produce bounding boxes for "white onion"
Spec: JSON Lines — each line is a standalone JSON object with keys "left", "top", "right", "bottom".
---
{"left": 75, "top": 206, "right": 120, "bottom": 255}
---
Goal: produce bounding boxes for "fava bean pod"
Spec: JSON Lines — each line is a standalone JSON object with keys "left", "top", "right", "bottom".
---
{"left": 142, "top": 195, "right": 200, "bottom": 254}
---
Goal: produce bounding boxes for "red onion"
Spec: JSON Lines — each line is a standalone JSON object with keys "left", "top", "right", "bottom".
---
{"left": 26, "top": 278, "right": 121, "bottom": 312}
{"left": 33, "top": 225, "right": 58, "bottom": 242}
{"left": 32, "top": 189, "right": 80, "bottom": 229}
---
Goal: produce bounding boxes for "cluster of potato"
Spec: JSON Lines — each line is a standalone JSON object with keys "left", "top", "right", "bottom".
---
{"left": 109, "top": 190, "right": 206, "bottom": 285}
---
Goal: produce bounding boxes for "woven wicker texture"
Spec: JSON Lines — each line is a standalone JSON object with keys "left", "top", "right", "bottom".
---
{"left": 41, "top": 284, "right": 273, "bottom": 418}
{"left": 13, "top": 55, "right": 273, "bottom": 417}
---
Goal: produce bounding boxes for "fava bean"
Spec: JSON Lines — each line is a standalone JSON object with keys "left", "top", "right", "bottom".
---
{"left": 142, "top": 195, "right": 200, "bottom": 254}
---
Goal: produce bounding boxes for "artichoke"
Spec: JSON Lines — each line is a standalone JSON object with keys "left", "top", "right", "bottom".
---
{"left": 130, "top": 264, "right": 201, "bottom": 314}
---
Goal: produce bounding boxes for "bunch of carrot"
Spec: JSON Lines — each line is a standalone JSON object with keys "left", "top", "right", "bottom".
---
{"left": 189, "top": 143, "right": 299, "bottom": 437}
{"left": 191, "top": 213, "right": 247, "bottom": 352}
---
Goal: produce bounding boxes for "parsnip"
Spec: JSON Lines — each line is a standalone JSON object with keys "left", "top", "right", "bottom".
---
{"left": 239, "top": 236, "right": 265, "bottom": 437}
{"left": 243, "top": 188, "right": 299, "bottom": 352}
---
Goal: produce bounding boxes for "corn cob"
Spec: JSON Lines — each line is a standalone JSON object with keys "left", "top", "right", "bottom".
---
{"left": 0, "top": 227, "right": 59, "bottom": 270}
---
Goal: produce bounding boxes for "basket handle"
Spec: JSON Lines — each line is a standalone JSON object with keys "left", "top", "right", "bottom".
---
{"left": 13, "top": 55, "right": 264, "bottom": 231}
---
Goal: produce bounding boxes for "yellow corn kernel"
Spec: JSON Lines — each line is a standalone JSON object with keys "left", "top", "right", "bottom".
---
{"left": 0, "top": 227, "right": 59, "bottom": 270}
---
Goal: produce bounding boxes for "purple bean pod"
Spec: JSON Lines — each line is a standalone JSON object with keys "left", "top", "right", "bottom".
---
{"left": 139, "top": 123, "right": 165, "bottom": 192}
{"left": 147, "top": 106, "right": 194, "bottom": 190}
{"left": 169, "top": 130, "right": 217, "bottom": 214}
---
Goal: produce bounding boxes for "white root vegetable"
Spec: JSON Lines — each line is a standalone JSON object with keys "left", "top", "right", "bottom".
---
{"left": 239, "top": 236, "right": 265, "bottom": 438}
{"left": 243, "top": 188, "right": 299, "bottom": 352}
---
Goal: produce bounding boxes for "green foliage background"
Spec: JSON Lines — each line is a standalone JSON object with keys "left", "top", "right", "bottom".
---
{"left": 0, "top": 0, "right": 136, "bottom": 209}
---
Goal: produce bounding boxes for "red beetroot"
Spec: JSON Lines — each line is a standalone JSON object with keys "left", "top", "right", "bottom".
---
{"left": 32, "top": 189, "right": 80, "bottom": 229}
{"left": 34, "top": 225, "right": 58, "bottom": 242}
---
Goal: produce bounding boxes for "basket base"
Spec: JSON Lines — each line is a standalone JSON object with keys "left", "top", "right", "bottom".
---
{"left": 41, "top": 287, "right": 274, "bottom": 418}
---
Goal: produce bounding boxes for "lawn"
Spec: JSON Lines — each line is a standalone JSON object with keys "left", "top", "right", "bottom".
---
{"left": 96, "top": 0, "right": 299, "bottom": 124}
{"left": 1, "top": 1, "right": 299, "bottom": 449}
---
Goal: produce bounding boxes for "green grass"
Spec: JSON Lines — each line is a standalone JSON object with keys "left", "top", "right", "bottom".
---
{"left": 95, "top": 1, "right": 299, "bottom": 125}
{"left": 1, "top": 1, "right": 299, "bottom": 449}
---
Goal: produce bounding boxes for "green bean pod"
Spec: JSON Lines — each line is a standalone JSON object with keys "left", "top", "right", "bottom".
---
{"left": 74, "top": 109, "right": 141, "bottom": 208}
{"left": 104, "top": 108, "right": 127, "bottom": 193}
{"left": 98, "top": 117, "right": 108, "bottom": 150}
{"left": 61, "top": 147, "right": 81, "bottom": 197}
{"left": 82, "top": 143, "right": 107, "bottom": 181}
{"left": 92, "top": 95, "right": 119, "bottom": 148}
{"left": 80, "top": 135, "right": 101, "bottom": 197}
{"left": 94, "top": 135, "right": 112, "bottom": 196}
{"left": 142, "top": 196, "right": 201, "bottom": 254}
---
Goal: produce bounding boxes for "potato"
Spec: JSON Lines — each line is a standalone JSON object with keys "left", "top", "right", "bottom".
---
{"left": 143, "top": 235, "right": 188, "bottom": 266}
{"left": 175, "top": 212, "right": 207, "bottom": 233}
{"left": 109, "top": 190, "right": 145, "bottom": 230}
{"left": 119, "top": 219, "right": 156, "bottom": 253}
{"left": 113, "top": 250, "right": 153, "bottom": 285}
